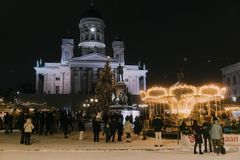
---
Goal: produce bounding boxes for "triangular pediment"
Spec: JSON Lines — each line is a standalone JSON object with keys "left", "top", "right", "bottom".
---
{"left": 70, "top": 53, "right": 119, "bottom": 63}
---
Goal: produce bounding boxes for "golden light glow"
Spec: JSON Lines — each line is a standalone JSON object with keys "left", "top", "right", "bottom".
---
{"left": 140, "top": 83, "right": 226, "bottom": 118}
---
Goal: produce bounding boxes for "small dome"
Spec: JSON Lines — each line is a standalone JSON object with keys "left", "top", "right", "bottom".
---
{"left": 80, "top": 7, "right": 103, "bottom": 20}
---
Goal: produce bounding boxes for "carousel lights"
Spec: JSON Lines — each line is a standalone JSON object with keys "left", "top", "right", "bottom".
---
{"left": 140, "top": 83, "right": 226, "bottom": 118}
{"left": 169, "top": 84, "right": 197, "bottom": 96}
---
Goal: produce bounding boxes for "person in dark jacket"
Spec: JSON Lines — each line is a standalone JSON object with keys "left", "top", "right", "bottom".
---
{"left": 92, "top": 117, "right": 101, "bottom": 142}
{"left": 133, "top": 116, "right": 142, "bottom": 137}
{"left": 103, "top": 118, "right": 111, "bottom": 143}
{"left": 62, "top": 111, "right": 70, "bottom": 138}
{"left": 152, "top": 115, "right": 163, "bottom": 147}
{"left": 78, "top": 118, "right": 85, "bottom": 140}
{"left": 4, "top": 112, "right": 10, "bottom": 134}
{"left": 191, "top": 120, "right": 203, "bottom": 154}
{"left": 109, "top": 117, "right": 117, "bottom": 142}
{"left": 202, "top": 118, "right": 212, "bottom": 152}
{"left": 116, "top": 114, "right": 124, "bottom": 141}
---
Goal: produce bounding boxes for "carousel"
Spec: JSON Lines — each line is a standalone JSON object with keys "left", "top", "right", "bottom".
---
{"left": 140, "top": 81, "right": 226, "bottom": 123}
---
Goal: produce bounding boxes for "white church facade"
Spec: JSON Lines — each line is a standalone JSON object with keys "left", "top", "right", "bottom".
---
{"left": 34, "top": 5, "right": 147, "bottom": 96}
{"left": 221, "top": 62, "right": 240, "bottom": 100}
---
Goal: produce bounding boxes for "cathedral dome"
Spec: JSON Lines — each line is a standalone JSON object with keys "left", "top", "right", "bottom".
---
{"left": 80, "top": 7, "right": 103, "bottom": 20}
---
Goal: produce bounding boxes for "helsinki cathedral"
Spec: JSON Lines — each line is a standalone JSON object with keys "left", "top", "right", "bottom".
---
{"left": 34, "top": 4, "right": 147, "bottom": 96}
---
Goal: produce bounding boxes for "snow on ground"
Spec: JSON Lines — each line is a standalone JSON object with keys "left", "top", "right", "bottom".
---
{"left": 1, "top": 151, "right": 240, "bottom": 160}
{"left": 0, "top": 129, "right": 239, "bottom": 160}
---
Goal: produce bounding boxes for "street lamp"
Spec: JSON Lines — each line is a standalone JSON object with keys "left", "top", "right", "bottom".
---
{"left": 83, "top": 103, "right": 90, "bottom": 108}
{"left": 90, "top": 98, "right": 98, "bottom": 112}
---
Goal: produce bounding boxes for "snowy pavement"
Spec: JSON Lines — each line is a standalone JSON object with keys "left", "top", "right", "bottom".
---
{"left": 0, "top": 130, "right": 182, "bottom": 152}
{"left": 1, "top": 150, "right": 240, "bottom": 160}
{"left": 0, "top": 129, "right": 239, "bottom": 155}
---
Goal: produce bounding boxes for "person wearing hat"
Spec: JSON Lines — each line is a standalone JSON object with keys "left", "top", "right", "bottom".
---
{"left": 210, "top": 117, "right": 223, "bottom": 155}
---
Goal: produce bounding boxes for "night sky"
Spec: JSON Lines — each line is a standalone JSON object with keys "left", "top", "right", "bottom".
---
{"left": 1, "top": 0, "right": 240, "bottom": 91}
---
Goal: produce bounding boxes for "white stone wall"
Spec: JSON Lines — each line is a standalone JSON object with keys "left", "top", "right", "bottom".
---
{"left": 221, "top": 62, "right": 240, "bottom": 98}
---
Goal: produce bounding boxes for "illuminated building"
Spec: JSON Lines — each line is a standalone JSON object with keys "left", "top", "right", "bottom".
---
{"left": 34, "top": 4, "right": 147, "bottom": 96}
{"left": 221, "top": 62, "right": 240, "bottom": 101}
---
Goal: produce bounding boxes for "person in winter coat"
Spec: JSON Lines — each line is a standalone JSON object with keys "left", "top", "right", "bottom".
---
{"left": 109, "top": 117, "right": 117, "bottom": 142}
{"left": 103, "top": 118, "right": 111, "bottom": 143}
{"left": 18, "top": 112, "right": 28, "bottom": 144}
{"left": 152, "top": 115, "right": 163, "bottom": 147}
{"left": 78, "top": 118, "right": 86, "bottom": 140}
{"left": 202, "top": 118, "right": 212, "bottom": 152}
{"left": 142, "top": 119, "right": 149, "bottom": 140}
{"left": 191, "top": 120, "right": 203, "bottom": 154}
{"left": 116, "top": 114, "right": 124, "bottom": 141}
{"left": 62, "top": 112, "right": 70, "bottom": 138}
{"left": 92, "top": 117, "right": 101, "bottom": 142}
{"left": 24, "top": 118, "right": 34, "bottom": 145}
{"left": 124, "top": 117, "right": 133, "bottom": 142}
{"left": 133, "top": 116, "right": 142, "bottom": 137}
{"left": 210, "top": 118, "right": 223, "bottom": 155}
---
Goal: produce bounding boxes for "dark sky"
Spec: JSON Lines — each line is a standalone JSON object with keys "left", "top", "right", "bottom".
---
{"left": 1, "top": 0, "right": 240, "bottom": 90}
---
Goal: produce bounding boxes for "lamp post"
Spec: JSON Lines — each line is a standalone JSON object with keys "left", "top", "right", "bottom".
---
{"left": 90, "top": 98, "right": 98, "bottom": 113}
{"left": 82, "top": 102, "right": 90, "bottom": 118}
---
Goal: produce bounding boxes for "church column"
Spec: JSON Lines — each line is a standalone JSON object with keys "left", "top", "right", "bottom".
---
{"left": 88, "top": 68, "right": 93, "bottom": 93}
{"left": 79, "top": 68, "right": 83, "bottom": 93}
{"left": 77, "top": 68, "right": 81, "bottom": 94}
{"left": 53, "top": 74, "right": 56, "bottom": 93}
{"left": 82, "top": 68, "right": 86, "bottom": 93}
{"left": 136, "top": 76, "right": 140, "bottom": 93}
{"left": 61, "top": 72, "right": 65, "bottom": 94}
{"left": 44, "top": 74, "right": 48, "bottom": 94}
{"left": 36, "top": 73, "right": 39, "bottom": 94}
{"left": 70, "top": 68, "right": 74, "bottom": 94}
{"left": 143, "top": 76, "right": 146, "bottom": 90}
{"left": 92, "top": 68, "right": 98, "bottom": 83}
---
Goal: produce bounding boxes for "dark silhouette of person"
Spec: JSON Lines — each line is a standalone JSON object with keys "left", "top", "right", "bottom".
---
{"left": 116, "top": 114, "right": 124, "bottom": 141}
{"left": 92, "top": 117, "right": 101, "bottom": 142}
{"left": 62, "top": 111, "right": 70, "bottom": 138}
{"left": 191, "top": 120, "right": 203, "bottom": 154}
{"left": 202, "top": 119, "right": 212, "bottom": 152}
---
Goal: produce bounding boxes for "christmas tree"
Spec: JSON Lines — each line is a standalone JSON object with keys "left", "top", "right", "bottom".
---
{"left": 95, "top": 60, "right": 115, "bottom": 112}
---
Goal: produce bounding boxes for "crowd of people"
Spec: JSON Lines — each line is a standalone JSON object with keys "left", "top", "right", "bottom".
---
{"left": 0, "top": 109, "right": 235, "bottom": 156}
{"left": 1, "top": 109, "right": 149, "bottom": 145}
